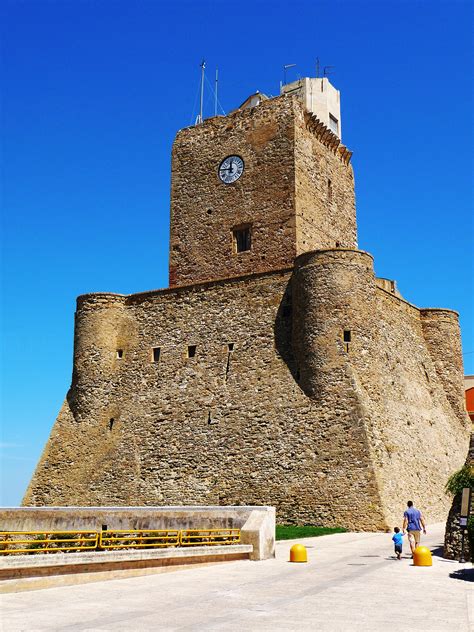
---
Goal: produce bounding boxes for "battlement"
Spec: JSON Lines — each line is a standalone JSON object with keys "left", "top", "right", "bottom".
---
{"left": 304, "top": 111, "right": 352, "bottom": 165}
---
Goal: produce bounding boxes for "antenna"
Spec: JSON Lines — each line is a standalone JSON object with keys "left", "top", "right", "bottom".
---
{"left": 197, "top": 59, "right": 206, "bottom": 124}
{"left": 214, "top": 68, "right": 218, "bottom": 117}
{"left": 323, "top": 65, "right": 335, "bottom": 78}
{"left": 283, "top": 63, "right": 296, "bottom": 86}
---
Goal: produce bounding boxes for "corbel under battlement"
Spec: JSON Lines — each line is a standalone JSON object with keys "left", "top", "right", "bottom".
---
{"left": 304, "top": 111, "right": 353, "bottom": 165}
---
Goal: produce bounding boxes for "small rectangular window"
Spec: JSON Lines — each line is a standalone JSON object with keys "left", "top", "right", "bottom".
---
{"left": 343, "top": 330, "right": 351, "bottom": 343}
{"left": 233, "top": 226, "right": 251, "bottom": 253}
{"left": 152, "top": 347, "right": 161, "bottom": 363}
{"left": 329, "top": 114, "right": 339, "bottom": 135}
{"left": 188, "top": 345, "right": 197, "bottom": 358}
{"left": 227, "top": 343, "right": 234, "bottom": 351}
{"left": 116, "top": 349, "right": 123, "bottom": 359}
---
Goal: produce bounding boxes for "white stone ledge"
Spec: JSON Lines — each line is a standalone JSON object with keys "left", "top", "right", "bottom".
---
{"left": 0, "top": 544, "right": 253, "bottom": 571}
{"left": 0, "top": 506, "right": 276, "bottom": 562}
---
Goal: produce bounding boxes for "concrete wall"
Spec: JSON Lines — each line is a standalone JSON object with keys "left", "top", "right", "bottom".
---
{"left": 0, "top": 506, "right": 275, "bottom": 562}
{"left": 282, "top": 78, "right": 342, "bottom": 139}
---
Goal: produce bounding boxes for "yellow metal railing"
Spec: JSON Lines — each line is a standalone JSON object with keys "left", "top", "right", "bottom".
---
{"left": 180, "top": 529, "right": 241, "bottom": 546}
{"left": 0, "top": 531, "right": 98, "bottom": 555}
{"left": 0, "top": 528, "right": 241, "bottom": 554}
{"left": 99, "top": 529, "right": 180, "bottom": 549}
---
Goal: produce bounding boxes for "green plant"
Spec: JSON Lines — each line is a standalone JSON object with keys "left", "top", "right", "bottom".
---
{"left": 276, "top": 525, "right": 346, "bottom": 540}
{"left": 445, "top": 465, "right": 474, "bottom": 496}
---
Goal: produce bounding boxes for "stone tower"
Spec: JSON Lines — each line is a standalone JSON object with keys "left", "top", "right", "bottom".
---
{"left": 169, "top": 88, "right": 355, "bottom": 287}
{"left": 24, "top": 77, "right": 470, "bottom": 530}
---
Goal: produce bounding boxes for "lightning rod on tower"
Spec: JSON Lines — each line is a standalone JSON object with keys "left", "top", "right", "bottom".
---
{"left": 197, "top": 60, "right": 206, "bottom": 124}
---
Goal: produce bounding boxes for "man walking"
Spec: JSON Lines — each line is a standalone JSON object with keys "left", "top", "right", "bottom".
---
{"left": 402, "top": 500, "right": 427, "bottom": 555}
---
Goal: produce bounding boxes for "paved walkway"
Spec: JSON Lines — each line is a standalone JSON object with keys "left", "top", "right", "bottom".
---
{"left": 1, "top": 523, "right": 472, "bottom": 631}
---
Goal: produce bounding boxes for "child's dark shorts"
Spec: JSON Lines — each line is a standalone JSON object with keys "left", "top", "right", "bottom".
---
{"left": 394, "top": 545, "right": 402, "bottom": 554}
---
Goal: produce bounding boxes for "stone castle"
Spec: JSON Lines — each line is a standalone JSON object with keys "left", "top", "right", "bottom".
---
{"left": 24, "top": 77, "right": 471, "bottom": 530}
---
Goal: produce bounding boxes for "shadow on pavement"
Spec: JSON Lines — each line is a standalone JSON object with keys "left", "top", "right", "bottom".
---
{"left": 430, "top": 545, "right": 444, "bottom": 558}
{"left": 449, "top": 568, "right": 474, "bottom": 582}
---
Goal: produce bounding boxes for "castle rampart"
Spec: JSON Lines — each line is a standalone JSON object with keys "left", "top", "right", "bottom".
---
{"left": 25, "top": 253, "right": 470, "bottom": 529}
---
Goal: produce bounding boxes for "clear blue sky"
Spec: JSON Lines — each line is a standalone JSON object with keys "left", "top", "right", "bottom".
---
{"left": 1, "top": 0, "right": 473, "bottom": 506}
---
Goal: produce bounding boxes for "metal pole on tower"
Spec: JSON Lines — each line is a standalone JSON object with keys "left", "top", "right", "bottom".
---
{"left": 283, "top": 64, "right": 296, "bottom": 86}
{"left": 214, "top": 68, "right": 218, "bottom": 117}
{"left": 199, "top": 60, "right": 206, "bottom": 124}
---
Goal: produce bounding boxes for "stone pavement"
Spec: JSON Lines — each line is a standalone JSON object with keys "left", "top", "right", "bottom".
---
{"left": 1, "top": 522, "right": 472, "bottom": 631}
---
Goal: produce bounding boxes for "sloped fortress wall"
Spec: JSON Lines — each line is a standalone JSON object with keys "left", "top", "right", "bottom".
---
{"left": 25, "top": 251, "right": 470, "bottom": 529}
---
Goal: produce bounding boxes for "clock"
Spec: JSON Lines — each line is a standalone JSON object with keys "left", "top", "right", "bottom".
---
{"left": 218, "top": 155, "right": 244, "bottom": 184}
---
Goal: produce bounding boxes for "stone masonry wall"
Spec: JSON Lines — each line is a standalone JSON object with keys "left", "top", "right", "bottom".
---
{"left": 25, "top": 269, "right": 384, "bottom": 528}
{"left": 169, "top": 96, "right": 357, "bottom": 288}
{"left": 25, "top": 251, "right": 470, "bottom": 530}
{"left": 169, "top": 98, "right": 297, "bottom": 287}
{"left": 444, "top": 434, "right": 474, "bottom": 560}
{"left": 292, "top": 249, "right": 470, "bottom": 528}
{"left": 294, "top": 111, "right": 357, "bottom": 254}
{"left": 363, "top": 291, "right": 469, "bottom": 526}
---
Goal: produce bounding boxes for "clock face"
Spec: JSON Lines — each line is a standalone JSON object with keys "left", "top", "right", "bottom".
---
{"left": 218, "top": 155, "right": 244, "bottom": 184}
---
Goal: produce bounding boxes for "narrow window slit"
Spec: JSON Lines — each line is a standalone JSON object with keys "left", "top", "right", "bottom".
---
{"left": 343, "top": 330, "right": 351, "bottom": 353}
{"left": 152, "top": 347, "right": 161, "bottom": 363}
{"left": 224, "top": 345, "right": 233, "bottom": 382}
{"left": 207, "top": 411, "right": 217, "bottom": 425}
{"left": 188, "top": 345, "right": 197, "bottom": 358}
{"left": 233, "top": 225, "right": 251, "bottom": 253}
{"left": 109, "top": 418, "right": 115, "bottom": 431}
{"left": 116, "top": 349, "right": 123, "bottom": 359}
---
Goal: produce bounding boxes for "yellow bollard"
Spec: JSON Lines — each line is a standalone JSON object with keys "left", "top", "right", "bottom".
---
{"left": 289, "top": 543, "right": 307, "bottom": 563}
{"left": 413, "top": 546, "right": 432, "bottom": 566}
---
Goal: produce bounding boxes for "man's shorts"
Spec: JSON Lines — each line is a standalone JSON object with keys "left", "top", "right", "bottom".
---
{"left": 407, "top": 530, "right": 421, "bottom": 545}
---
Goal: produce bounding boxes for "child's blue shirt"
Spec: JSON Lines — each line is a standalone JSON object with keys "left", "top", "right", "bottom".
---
{"left": 392, "top": 532, "right": 403, "bottom": 546}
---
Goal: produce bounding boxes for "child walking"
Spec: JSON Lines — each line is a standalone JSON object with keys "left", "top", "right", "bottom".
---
{"left": 392, "top": 527, "right": 403, "bottom": 560}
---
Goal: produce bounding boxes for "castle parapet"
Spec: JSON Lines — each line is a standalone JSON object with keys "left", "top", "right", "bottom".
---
{"left": 76, "top": 292, "right": 126, "bottom": 311}
{"left": 420, "top": 308, "right": 468, "bottom": 425}
{"left": 292, "top": 249, "right": 376, "bottom": 398}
